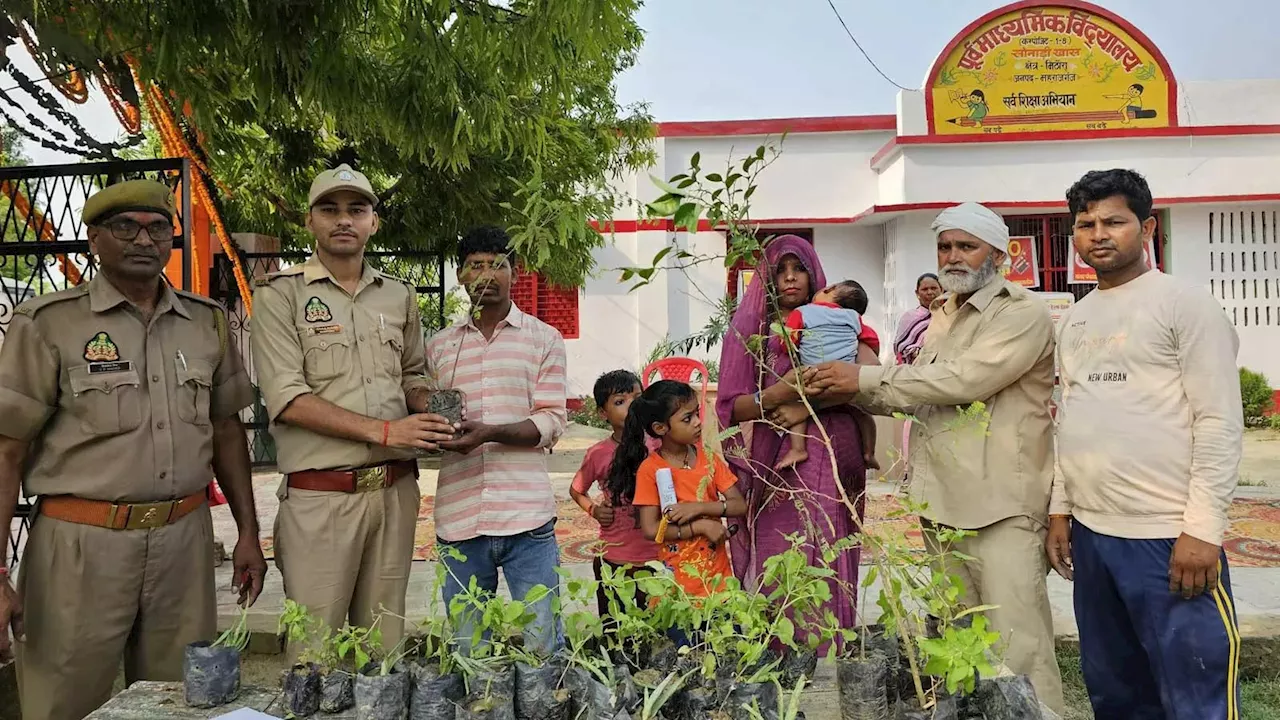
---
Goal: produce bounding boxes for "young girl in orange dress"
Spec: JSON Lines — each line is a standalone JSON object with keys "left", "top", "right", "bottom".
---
{"left": 607, "top": 380, "right": 747, "bottom": 597}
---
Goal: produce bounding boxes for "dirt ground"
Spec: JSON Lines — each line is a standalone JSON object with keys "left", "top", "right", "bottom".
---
{"left": 1240, "top": 428, "right": 1280, "bottom": 487}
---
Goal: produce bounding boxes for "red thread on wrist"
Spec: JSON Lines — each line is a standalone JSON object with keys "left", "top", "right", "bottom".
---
{"left": 381, "top": 421, "right": 390, "bottom": 447}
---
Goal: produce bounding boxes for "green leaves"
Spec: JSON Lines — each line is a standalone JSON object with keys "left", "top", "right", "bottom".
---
{"left": 15, "top": 0, "right": 654, "bottom": 288}
{"left": 916, "top": 615, "right": 1000, "bottom": 695}
{"left": 672, "top": 202, "right": 701, "bottom": 233}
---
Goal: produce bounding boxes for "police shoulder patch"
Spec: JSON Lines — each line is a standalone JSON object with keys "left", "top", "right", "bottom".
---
{"left": 13, "top": 284, "right": 88, "bottom": 318}
{"left": 255, "top": 265, "right": 304, "bottom": 288}
{"left": 173, "top": 289, "right": 226, "bottom": 311}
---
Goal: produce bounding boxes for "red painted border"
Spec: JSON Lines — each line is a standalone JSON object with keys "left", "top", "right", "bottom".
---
{"left": 593, "top": 194, "right": 1280, "bottom": 234}
{"left": 870, "top": 137, "right": 899, "bottom": 169}
{"left": 592, "top": 218, "right": 860, "bottom": 233}
{"left": 852, "top": 193, "right": 1280, "bottom": 222}
{"left": 922, "top": 0, "right": 1179, "bottom": 135}
{"left": 655, "top": 115, "right": 896, "bottom": 138}
{"left": 871, "top": 123, "right": 1280, "bottom": 170}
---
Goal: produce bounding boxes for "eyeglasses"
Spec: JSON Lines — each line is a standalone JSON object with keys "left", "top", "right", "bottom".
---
{"left": 463, "top": 257, "right": 511, "bottom": 273}
{"left": 101, "top": 219, "right": 175, "bottom": 242}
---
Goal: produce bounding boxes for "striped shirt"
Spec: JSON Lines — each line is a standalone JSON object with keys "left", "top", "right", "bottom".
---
{"left": 425, "top": 303, "right": 568, "bottom": 542}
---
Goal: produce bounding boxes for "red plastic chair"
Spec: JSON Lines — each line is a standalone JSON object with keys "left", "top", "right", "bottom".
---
{"left": 641, "top": 357, "right": 710, "bottom": 421}
{"left": 207, "top": 481, "right": 227, "bottom": 507}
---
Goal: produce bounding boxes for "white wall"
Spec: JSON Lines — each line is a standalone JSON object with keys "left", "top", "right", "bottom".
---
{"left": 813, "top": 225, "right": 888, "bottom": 334}
{"left": 567, "top": 235, "right": 644, "bottom": 397}
{"left": 1178, "top": 80, "right": 1280, "bottom": 126}
{"left": 567, "top": 77, "right": 1280, "bottom": 393}
{"left": 1165, "top": 204, "right": 1280, "bottom": 382}
{"left": 881, "top": 214, "right": 939, "bottom": 345}
{"left": 898, "top": 134, "right": 1280, "bottom": 206}
{"left": 660, "top": 132, "right": 891, "bottom": 219}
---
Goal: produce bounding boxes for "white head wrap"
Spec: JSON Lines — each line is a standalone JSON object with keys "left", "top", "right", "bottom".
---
{"left": 930, "top": 202, "right": 1010, "bottom": 256}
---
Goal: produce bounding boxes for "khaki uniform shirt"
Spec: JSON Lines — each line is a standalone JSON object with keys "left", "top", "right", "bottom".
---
{"left": 857, "top": 277, "right": 1055, "bottom": 530}
{"left": 0, "top": 275, "right": 255, "bottom": 502}
{"left": 251, "top": 256, "right": 430, "bottom": 473}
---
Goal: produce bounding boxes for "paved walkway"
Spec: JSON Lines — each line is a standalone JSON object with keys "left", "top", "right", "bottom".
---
{"left": 211, "top": 425, "right": 1280, "bottom": 638}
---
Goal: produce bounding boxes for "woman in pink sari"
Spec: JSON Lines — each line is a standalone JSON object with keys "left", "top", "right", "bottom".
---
{"left": 893, "top": 273, "right": 942, "bottom": 365}
{"left": 716, "top": 235, "right": 876, "bottom": 631}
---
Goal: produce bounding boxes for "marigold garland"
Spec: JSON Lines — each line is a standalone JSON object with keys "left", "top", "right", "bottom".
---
{"left": 18, "top": 22, "right": 88, "bottom": 104}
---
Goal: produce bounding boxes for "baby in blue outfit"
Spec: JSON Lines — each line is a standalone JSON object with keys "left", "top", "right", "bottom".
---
{"left": 779, "top": 280, "right": 878, "bottom": 470}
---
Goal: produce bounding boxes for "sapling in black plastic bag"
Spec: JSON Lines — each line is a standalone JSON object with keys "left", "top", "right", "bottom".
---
{"left": 184, "top": 608, "right": 248, "bottom": 708}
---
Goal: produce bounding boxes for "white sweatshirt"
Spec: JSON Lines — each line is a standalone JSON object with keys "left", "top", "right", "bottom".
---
{"left": 1050, "top": 270, "right": 1243, "bottom": 545}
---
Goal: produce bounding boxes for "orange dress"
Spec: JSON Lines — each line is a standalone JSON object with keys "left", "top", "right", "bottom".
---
{"left": 632, "top": 449, "right": 739, "bottom": 596}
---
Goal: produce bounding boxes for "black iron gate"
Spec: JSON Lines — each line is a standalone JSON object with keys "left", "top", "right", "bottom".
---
{"left": 211, "top": 248, "right": 447, "bottom": 466}
{"left": 1, "top": 158, "right": 192, "bottom": 568}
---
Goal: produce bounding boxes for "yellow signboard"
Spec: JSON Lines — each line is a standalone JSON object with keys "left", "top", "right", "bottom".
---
{"left": 927, "top": 1, "right": 1174, "bottom": 135}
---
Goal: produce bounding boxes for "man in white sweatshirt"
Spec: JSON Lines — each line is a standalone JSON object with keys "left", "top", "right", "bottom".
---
{"left": 1048, "top": 168, "right": 1243, "bottom": 720}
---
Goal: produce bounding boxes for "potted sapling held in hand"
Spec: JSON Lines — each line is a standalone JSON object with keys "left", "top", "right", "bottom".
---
{"left": 184, "top": 608, "right": 248, "bottom": 708}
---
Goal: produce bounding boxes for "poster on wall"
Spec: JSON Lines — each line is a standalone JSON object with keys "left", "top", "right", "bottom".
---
{"left": 738, "top": 269, "right": 755, "bottom": 298}
{"left": 1000, "top": 235, "right": 1040, "bottom": 288}
{"left": 1039, "top": 291, "right": 1075, "bottom": 391}
{"left": 1039, "top": 292, "right": 1076, "bottom": 331}
{"left": 1067, "top": 238, "right": 1155, "bottom": 284}
{"left": 926, "top": 3, "right": 1173, "bottom": 136}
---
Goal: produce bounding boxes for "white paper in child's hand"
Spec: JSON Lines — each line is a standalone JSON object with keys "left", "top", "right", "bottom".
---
{"left": 656, "top": 467, "right": 678, "bottom": 510}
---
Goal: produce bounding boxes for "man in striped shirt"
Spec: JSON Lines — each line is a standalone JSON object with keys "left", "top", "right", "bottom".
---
{"left": 428, "top": 226, "right": 568, "bottom": 655}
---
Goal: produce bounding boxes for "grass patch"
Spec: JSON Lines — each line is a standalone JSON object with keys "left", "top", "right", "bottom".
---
{"left": 1058, "top": 644, "right": 1280, "bottom": 719}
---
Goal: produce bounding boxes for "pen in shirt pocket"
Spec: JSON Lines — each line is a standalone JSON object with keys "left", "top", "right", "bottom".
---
{"left": 177, "top": 350, "right": 188, "bottom": 371}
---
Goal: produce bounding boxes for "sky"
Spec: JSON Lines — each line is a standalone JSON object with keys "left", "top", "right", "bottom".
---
{"left": 8, "top": 0, "right": 1280, "bottom": 166}
{"left": 614, "top": 0, "right": 1280, "bottom": 120}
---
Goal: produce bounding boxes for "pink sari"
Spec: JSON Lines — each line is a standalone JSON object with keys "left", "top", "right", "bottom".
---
{"left": 715, "top": 235, "right": 865, "bottom": 632}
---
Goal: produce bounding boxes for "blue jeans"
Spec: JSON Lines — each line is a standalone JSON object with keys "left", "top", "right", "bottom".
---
{"left": 438, "top": 518, "right": 563, "bottom": 656}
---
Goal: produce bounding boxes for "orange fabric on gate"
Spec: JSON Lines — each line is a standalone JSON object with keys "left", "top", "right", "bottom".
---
{"left": 632, "top": 449, "right": 738, "bottom": 597}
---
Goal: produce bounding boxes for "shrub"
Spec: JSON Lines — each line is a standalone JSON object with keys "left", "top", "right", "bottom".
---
{"left": 569, "top": 397, "right": 611, "bottom": 429}
{"left": 1240, "top": 367, "right": 1274, "bottom": 425}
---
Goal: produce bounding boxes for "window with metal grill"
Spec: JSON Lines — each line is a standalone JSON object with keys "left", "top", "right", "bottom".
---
{"left": 1001, "top": 212, "right": 1166, "bottom": 301}
{"left": 510, "top": 269, "right": 580, "bottom": 339}
{"left": 1208, "top": 210, "right": 1280, "bottom": 328}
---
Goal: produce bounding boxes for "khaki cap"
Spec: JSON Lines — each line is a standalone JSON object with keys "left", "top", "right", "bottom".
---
{"left": 308, "top": 164, "right": 378, "bottom": 208}
{"left": 82, "top": 179, "right": 175, "bottom": 225}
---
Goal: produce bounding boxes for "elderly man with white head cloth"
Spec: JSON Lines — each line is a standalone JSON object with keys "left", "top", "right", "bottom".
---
{"left": 804, "top": 201, "right": 1063, "bottom": 712}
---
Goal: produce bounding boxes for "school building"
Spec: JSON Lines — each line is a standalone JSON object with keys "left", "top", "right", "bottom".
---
{"left": 518, "top": 0, "right": 1280, "bottom": 398}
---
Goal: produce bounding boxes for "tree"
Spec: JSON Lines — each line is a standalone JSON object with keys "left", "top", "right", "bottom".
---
{"left": 4, "top": 2, "right": 653, "bottom": 287}
{"left": 0, "top": 123, "right": 28, "bottom": 168}
{"left": 0, "top": 124, "right": 41, "bottom": 283}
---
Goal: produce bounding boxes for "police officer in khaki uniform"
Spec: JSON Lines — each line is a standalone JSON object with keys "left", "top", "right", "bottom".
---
{"left": 0, "top": 180, "right": 268, "bottom": 720}
{"left": 251, "top": 165, "right": 456, "bottom": 647}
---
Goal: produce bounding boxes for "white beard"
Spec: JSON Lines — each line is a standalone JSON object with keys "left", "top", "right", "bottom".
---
{"left": 939, "top": 254, "right": 999, "bottom": 295}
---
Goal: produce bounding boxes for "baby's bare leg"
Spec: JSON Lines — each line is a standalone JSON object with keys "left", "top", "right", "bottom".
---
{"left": 775, "top": 417, "right": 811, "bottom": 470}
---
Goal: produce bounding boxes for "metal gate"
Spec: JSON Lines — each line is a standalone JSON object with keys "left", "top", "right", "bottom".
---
{"left": 210, "top": 248, "right": 447, "bottom": 466}
{"left": 2, "top": 158, "right": 192, "bottom": 568}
